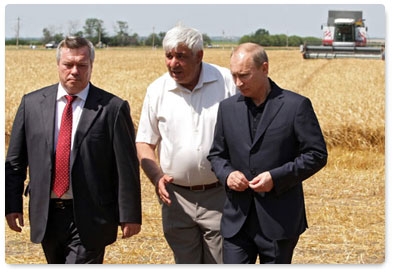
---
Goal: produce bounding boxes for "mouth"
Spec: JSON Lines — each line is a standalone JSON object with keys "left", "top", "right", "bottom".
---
{"left": 171, "top": 70, "right": 182, "bottom": 76}
{"left": 67, "top": 78, "right": 79, "bottom": 83}
{"left": 170, "top": 71, "right": 185, "bottom": 82}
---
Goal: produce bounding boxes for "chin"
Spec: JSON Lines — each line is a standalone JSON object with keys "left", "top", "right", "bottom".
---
{"left": 172, "top": 78, "right": 185, "bottom": 84}
{"left": 239, "top": 90, "right": 248, "bottom": 96}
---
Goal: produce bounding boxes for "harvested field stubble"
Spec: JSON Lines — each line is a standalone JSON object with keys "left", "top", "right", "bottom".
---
{"left": 4, "top": 47, "right": 385, "bottom": 264}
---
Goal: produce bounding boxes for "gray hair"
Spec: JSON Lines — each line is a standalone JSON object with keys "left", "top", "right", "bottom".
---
{"left": 162, "top": 25, "right": 203, "bottom": 55}
{"left": 56, "top": 36, "right": 95, "bottom": 63}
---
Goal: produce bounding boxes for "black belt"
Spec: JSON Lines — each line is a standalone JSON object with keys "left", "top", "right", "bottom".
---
{"left": 50, "top": 199, "right": 73, "bottom": 209}
{"left": 173, "top": 182, "right": 220, "bottom": 191}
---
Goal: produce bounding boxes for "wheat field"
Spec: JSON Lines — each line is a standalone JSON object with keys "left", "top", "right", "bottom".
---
{"left": 4, "top": 46, "right": 385, "bottom": 264}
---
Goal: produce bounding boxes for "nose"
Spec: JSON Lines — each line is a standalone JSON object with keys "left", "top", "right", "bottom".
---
{"left": 70, "top": 65, "right": 79, "bottom": 74}
{"left": 169, "top": 57, "right": 180, "bottom": 67}
{"left": 234, "top": 77, "right": 244, "bottom": 87}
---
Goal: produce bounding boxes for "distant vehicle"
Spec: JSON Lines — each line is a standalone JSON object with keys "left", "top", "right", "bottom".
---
{"left": 300, "top": 10, "right": 384, "bottom": 60}
{"left": 45, "top": 41, "right": 58, "bottom": 49}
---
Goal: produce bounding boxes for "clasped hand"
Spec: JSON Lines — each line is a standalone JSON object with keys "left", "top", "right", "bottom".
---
{"left": 227, "top": 171, "right": 273, "bottom": 192}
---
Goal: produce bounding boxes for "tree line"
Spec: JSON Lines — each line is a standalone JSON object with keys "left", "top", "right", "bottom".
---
{"left": 239, "top": 28, "right": 321, "bottom": 47}
{"left": 5, "top": 18, "right": 321, "bottom": 48}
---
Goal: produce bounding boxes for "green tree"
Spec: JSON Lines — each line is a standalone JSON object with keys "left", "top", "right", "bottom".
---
{"left": 42, "top": 28, "right": 63, "bottom": 45}
{"left": 238, "top": 28, "right": 319, "bottom": 47}
{"left": 83, "top": 18, "right": 106, "bottom": 46}
{"left": 128, "top": 33, "right": 141, "bottom": 46}
{"left": 42, "top": 28, "right": 52, "bottom": 44}
{"left": 146, "top": 33, "right": 161, "bottom": 47}
{"left": 110, "top": 20, "right": 141, "bottom": 47}
{"left": 114, "top": 20, "right": 129, "bottom": 46}
{"left": 255, "top": 28, "right": 270, "bottom": 36}
{"left": 288, "top": 35, "right": 304, "bottom": 47}
{"left": 239, "top": 34, "right": 254, "bottom": 44}
{"left": 158, "top": 32, "right": 166, "bottom": 42}
{"left": 202, "top": 33, "right": 212, "bottom": 47}
{"left": 303, "top": 36, "right": 322, "bottom": 46}
{"left": 72, "top": 31, "right": 84, "bottom": 38}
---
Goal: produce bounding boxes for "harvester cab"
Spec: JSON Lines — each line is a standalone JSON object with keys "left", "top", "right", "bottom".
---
{"left": 301, "top": 10, "right": 384, "bottom": 60}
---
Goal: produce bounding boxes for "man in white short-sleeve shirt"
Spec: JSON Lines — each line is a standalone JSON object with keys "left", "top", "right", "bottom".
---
{"left": 136, "top": 25, "right": 236, "bottom": 264}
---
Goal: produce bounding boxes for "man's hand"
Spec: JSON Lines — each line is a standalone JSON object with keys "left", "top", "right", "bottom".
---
{"left": 6, "top": 213, "right": 24, "bottom": 232}
{"left": 121, "top": 223, "right": 141, "bottom": 239}
{"left": 157, "top": 174, "right": 174, "bottom": 206}
{"left": 249, "top": 171, "right": 274, "bottom": 192}
{"left": 227, "top": 171, "right": 249, "bottom": 191}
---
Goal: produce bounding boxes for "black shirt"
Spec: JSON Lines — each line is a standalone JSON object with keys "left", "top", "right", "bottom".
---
{"left": 245, "top": 97, "right": 267, "bottom": 141}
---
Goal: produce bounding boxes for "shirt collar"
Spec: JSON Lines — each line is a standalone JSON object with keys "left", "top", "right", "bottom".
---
{"left": 57, "top": 83, "right": 90, "bottom": 102}
{"left": 165, "top": 62, "right": 218, "bottom": 92}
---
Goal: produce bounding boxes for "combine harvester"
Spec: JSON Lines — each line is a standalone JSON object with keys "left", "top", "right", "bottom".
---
{"left": 301, "top": 10, "right": 385, "bottom": 60}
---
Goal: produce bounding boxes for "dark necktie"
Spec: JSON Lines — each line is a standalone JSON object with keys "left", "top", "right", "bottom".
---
{"left": 53, "top": 95, "right": 76, "bottom": 198}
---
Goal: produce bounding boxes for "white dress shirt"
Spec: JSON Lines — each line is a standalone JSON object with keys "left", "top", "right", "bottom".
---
{"left": 136, "top": 63, "right": 237, "bottom": 186}
{"left": 51, "top": 83, "right": 89, "bottom": 199}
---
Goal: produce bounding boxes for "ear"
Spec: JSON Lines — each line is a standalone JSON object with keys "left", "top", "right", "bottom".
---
{"left": 196, "top": 50, "right": 204, "bottom": 62}
{"left": 262, "top": 61, "right": 269, "bottom": 74}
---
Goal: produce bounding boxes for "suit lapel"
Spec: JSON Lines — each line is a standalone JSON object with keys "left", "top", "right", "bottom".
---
{"left": 40, "top": 85, "right": 57, "bottom": 155}
{"left": 251, "top": 88, "right": 284, "bottom": 148}
{"left": 71, "top": 85, "right": 103, "bottom": 164}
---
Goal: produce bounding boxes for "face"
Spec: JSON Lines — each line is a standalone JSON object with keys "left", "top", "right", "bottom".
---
{"left": 230, "top": 50, "right": 269, "bottom": 102}
{"left": 165, "top": 44, "right": 203, "bottom": 90}
{"left": 57, "top": 46, "right": 92, "bottom": 95}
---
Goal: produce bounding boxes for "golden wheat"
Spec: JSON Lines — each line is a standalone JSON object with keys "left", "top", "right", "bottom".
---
{"left": 4, "top": 46, "right": 385, "bottom": 264}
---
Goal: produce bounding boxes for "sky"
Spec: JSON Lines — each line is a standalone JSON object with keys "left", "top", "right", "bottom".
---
{"left": 3, "top": 1, "right": 387, "bottom": 40}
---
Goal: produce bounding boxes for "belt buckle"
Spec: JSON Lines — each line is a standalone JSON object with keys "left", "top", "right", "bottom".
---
{"left": 55, "top": 201, "right": 66, "bottom": 209}
{"left": 191, "top": 185, "right": 206, "bottom": 192}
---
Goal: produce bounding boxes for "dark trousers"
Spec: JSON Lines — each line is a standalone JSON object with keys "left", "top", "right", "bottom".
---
{"left": 223, "top": 202, "right": 299, "bottom": 264}
{"left": 41, "top": 199, "right": 105, "bottom": 264}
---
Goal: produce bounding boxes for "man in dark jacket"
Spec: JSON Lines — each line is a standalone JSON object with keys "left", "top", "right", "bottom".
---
{"left": 208, "top": 42, "right": 327, "bottom": 264}
{"left": 5, "top": 36, "right": 142, "bottom": 264}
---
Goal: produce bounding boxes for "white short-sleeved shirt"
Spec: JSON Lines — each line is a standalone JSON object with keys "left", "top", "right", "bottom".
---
{"left": 136, "top": 62, "right": 237, "bottom": 186}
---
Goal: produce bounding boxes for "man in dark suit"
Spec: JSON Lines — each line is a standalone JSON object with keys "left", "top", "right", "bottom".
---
{"left": 5, "top": 36, "right": 142, "bottom": 264}
{"left": 207, "top": 42, "right": 328, "bottom": 264}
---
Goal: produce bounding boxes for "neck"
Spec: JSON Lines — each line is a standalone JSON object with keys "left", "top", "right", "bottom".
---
{"left": 181, "top": 64, "right": 202, "bottom": 91}
{"left": 253, "top": 85, "right": 271, "bottom": 106}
